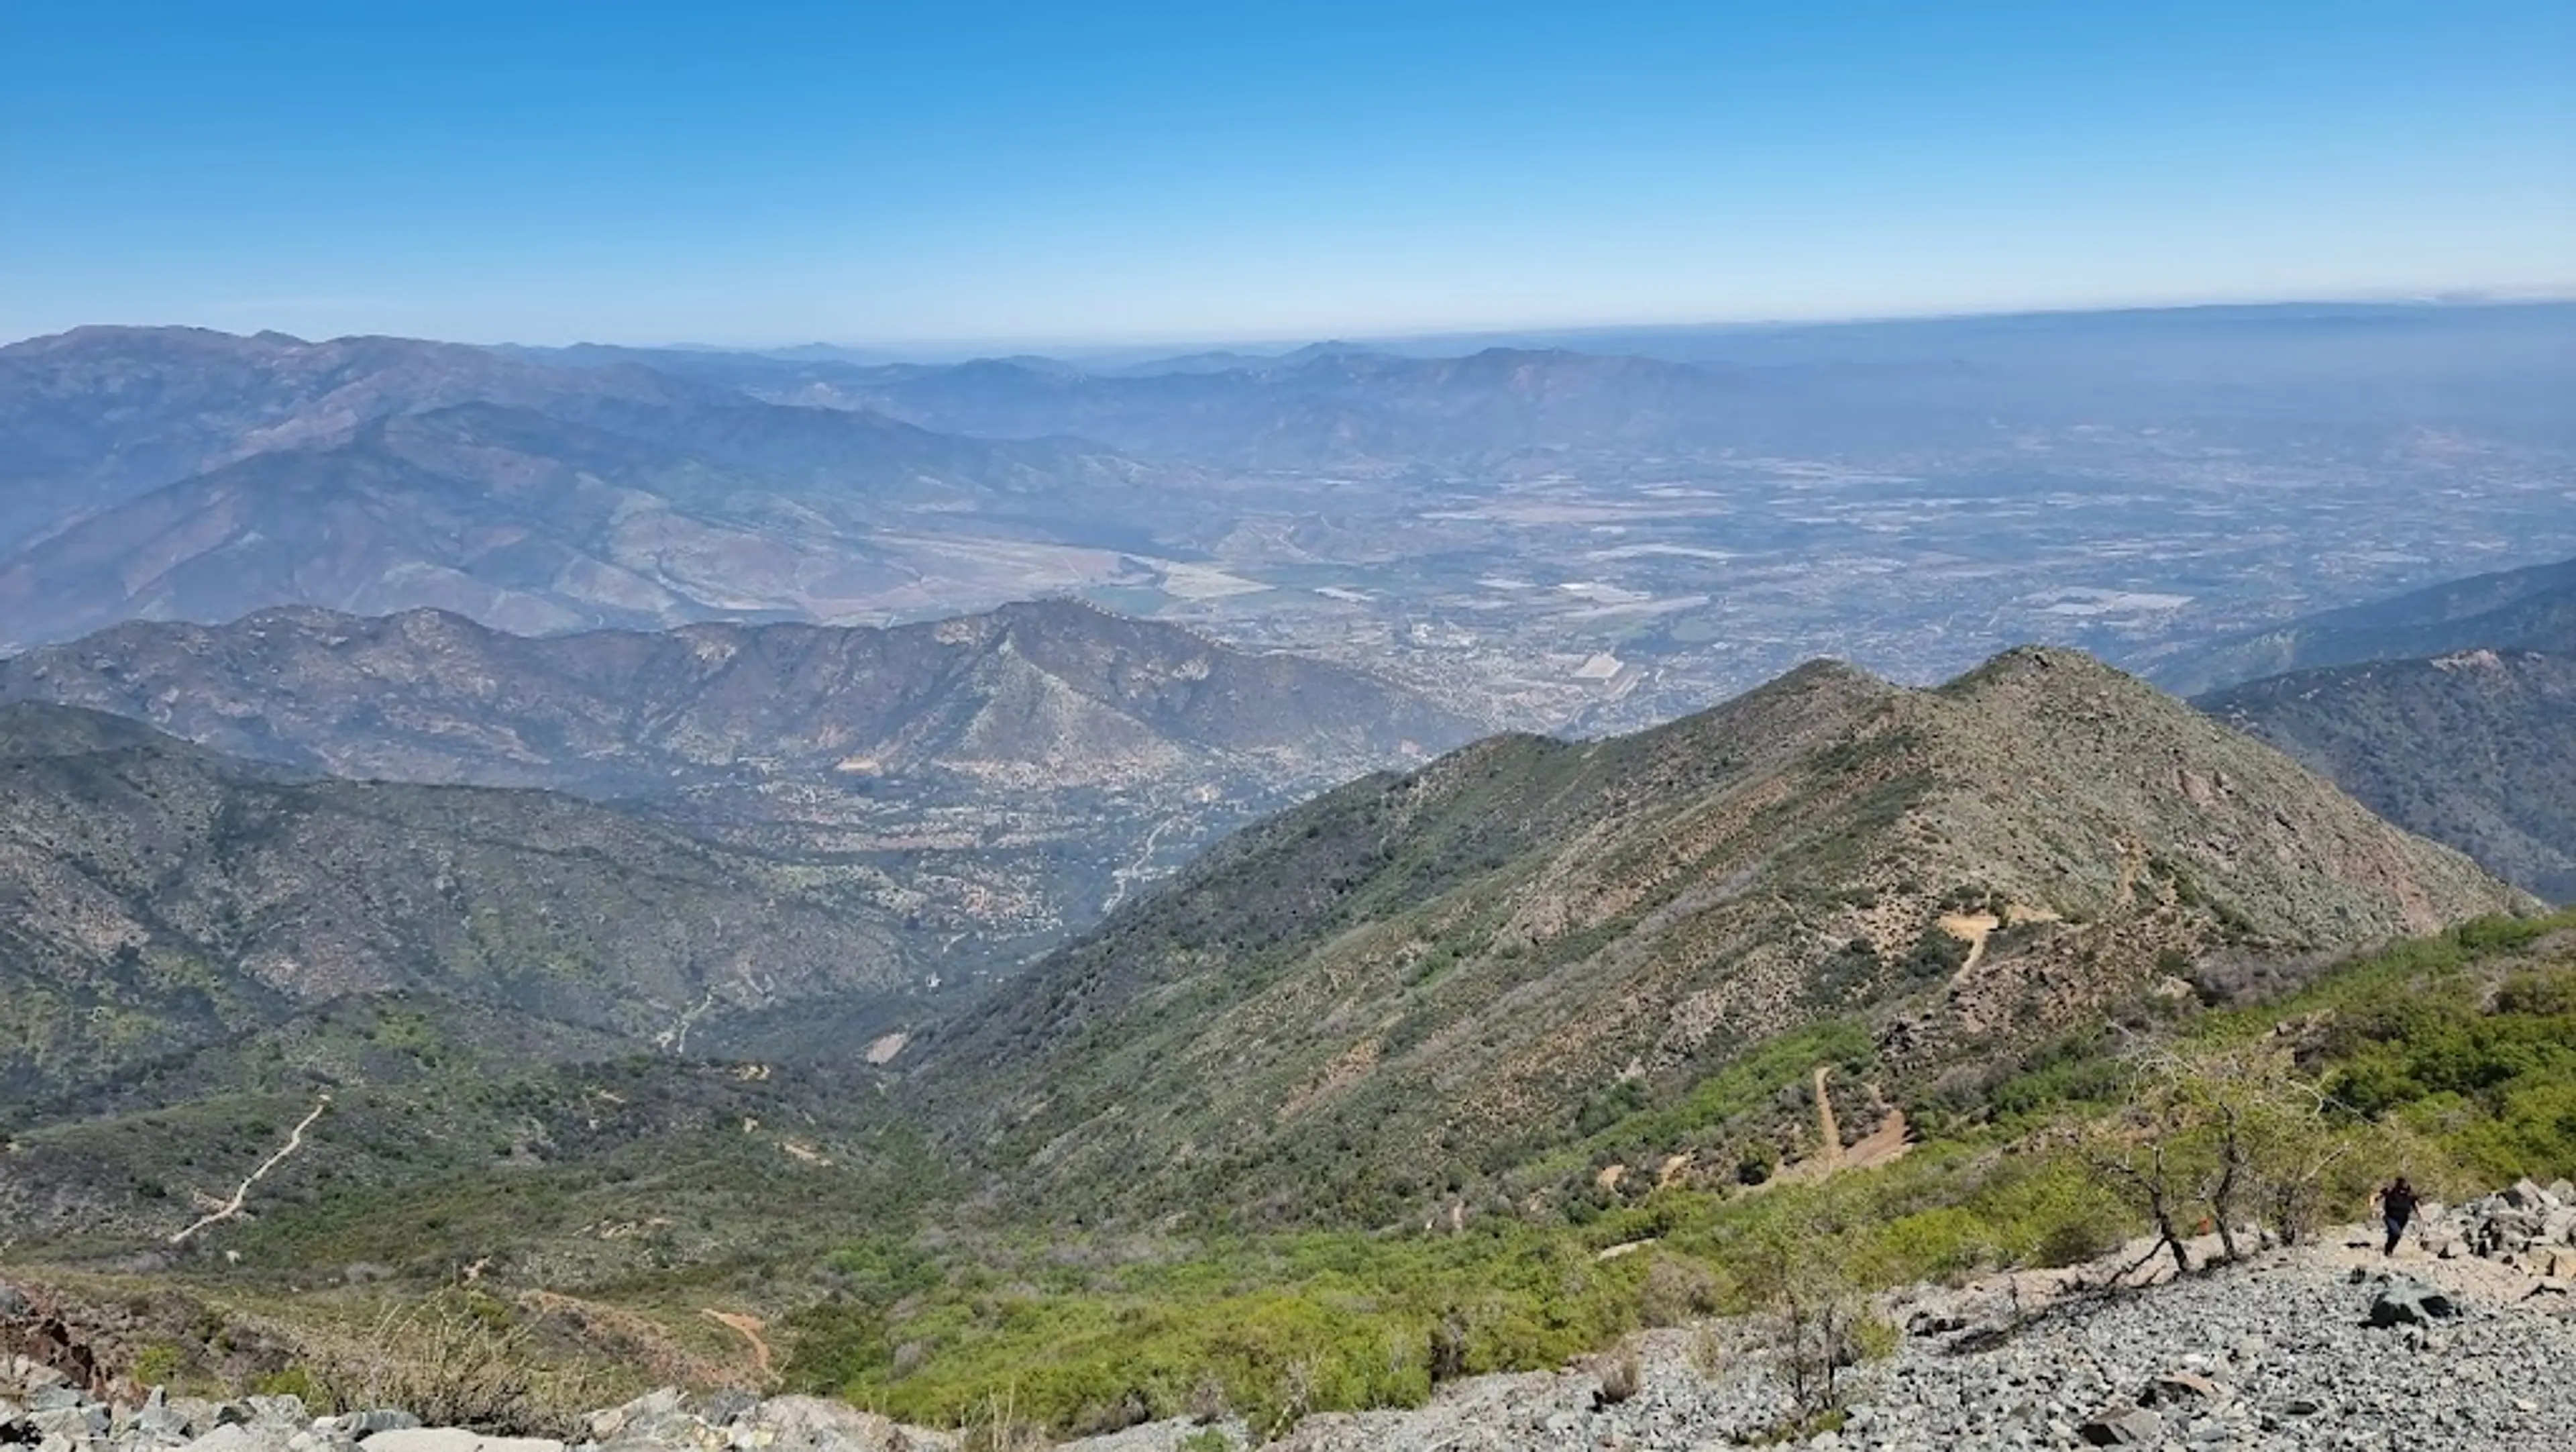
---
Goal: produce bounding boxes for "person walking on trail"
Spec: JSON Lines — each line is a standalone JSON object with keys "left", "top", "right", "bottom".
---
{"left": 2377, "top": 1176, "right": 2421, "bottom": 1255}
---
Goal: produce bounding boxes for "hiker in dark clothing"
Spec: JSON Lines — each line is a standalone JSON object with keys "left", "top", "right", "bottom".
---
{"left": 2378, "top": 1176, "right": 2420, "bottom": 1255}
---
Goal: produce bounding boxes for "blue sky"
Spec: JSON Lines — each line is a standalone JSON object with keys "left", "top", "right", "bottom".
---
{"left": 5, "top": 1, "right": 2570, "bottom": 348}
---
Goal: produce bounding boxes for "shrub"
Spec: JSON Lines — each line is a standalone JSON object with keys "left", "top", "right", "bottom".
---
{"left": 1593, "top": 1347, "right": 1642, "bottom": 1406}
{"left": 1637, "top": 1255, "right": 1719, "bottom": 1327}
{"left": 2033, "top": 1212, "right": 2125, "bottom": 1269}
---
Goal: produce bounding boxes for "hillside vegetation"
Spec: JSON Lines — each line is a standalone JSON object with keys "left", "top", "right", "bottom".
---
{"left": 0, "top": 601, "right": 1476, "bottom": 980}
{"left": 911, "top": 647, "right": 2522, "bottom": 1223}
{"left": 0, "top": 650, "right": 2551, "bottom": 1440}
{"left": 777, "top": 911, "right": 2576, "bottom": 1435}
{"left": 0, "top": 703, "right": 921, "bottom": 1110}
{"left": 2203, "top": 650, "right": 2576, "bottom": 902}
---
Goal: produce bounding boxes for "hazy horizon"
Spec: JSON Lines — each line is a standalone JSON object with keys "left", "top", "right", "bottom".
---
{"left": 13, "top": 291, "right": 2574, "bottom": 363}
{"left": 9, "top": 2, "right": 2571, "bottom": 346}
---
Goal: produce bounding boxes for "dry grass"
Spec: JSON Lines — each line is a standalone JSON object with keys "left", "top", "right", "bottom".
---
{"left": 297, "top": 1290, "right": 609, "bottom": 1438}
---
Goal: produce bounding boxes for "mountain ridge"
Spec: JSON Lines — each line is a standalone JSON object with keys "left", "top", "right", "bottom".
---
{"left": 0, "top": 597, "right": 1469, "bottom": 791}
{"left": 2202, "top": 649, "right": 2576, "bottom": 902}
{"left": 0, "top": 329, "right": 1200, "bottom": 650}
{"left": 908, "top": 645, "right": 2527, "bottom": 1222}
{"left": 0, "top": 702, "right": 932, "bottom": 1110}
{"left": 0, "top": 599, "right": 1483, "bottom": 978}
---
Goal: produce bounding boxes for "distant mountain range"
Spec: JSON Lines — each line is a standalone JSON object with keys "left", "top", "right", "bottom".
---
{"left": 0, "top": 599, "right": 1479, "bottom": 981}
{"left": 0, "top": 327, "right": 1188, "bottom": 651}
{"left": 2152, "top": 554, "right": 2576, "bottom": 696}
{"left": 638, "top": 346, "right": 1831, "bottom": 468}
{"left": 910, "top": 647, "right": 2524, "bottom": 1220}
{"left": 552, "top": 300, "right": 2576, "bottom": 467}
{"left": 11, "top": 316, "right": 2574, "bottom": 723}
{"left": 0, "top": 703, "right": 922, "bottom": 1111}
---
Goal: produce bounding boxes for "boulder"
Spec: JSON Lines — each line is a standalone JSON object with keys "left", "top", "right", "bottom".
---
{"left": 123, "top": 1392, "right": 191, "bottom": 1444}
{"left": 2078, "top": 1406, "right": 2163, "bottom": 1446}
{"left": 27, "top": 1404, "right": 109, "bottom": 1441}
{"left": 746, "top": 1396, "right": 956, "bottom": 1452}
{"left": 180, "top": 1426, "right": 274, "bottom": 1452}
{"left": 244, "top": 1396, "right": 308, "bottom": 1427}
{"left": 586, "top": 1389, "right": 687, "bottom": 1445}
{"left": 2365, "top": 1278, "right": 2459, "bottom": 1327}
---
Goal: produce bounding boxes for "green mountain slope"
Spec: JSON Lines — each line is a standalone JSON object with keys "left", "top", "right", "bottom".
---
{"left": 0, "top": 600, "right": 1477, "bottom": 978}
{"left": 0, "top": 703, "right": 926, "bottom": 1109}
{"left": 0, "top": 599, "right": 1470, "bottom": 798}
{"left": 0, "top": 986, "right": 932, "bottom": 1271}
{"left": 2151, "top": 554, "right": 2576, "bottom": 695}
{"left": 910, "top": 647, "right": 2526, "bottom": 1223}
{"left": 2202, "top": 650, "right": 2576, "bottom": 902}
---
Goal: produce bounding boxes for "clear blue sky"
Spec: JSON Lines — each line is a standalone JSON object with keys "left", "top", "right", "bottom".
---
{"left": 5, "top": 1, "right": 2570, "bottom": 348}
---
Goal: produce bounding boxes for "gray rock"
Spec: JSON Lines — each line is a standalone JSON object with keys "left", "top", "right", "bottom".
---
{"left": 180, "top": 1426, "right": 275, "bottom": 1452}
{"left": 2139, "top": 1371, "right": 2224, "bottom": 1408}
{"left": 167, "top": 1398, "right": 229, "bottom": 1438}
{"left": 319, "top": 1413, "right": 421, "bottom": 1438}
{"left": 28, "top": 1404, "right": 108, "bottom": 1440}
{"left": 2366, "top": 1278, "right": 2459, "bottom": 1327}
{"left": 244, "top": 1397, "right": 308, "bottom": 1427}
{"left": 745, "top": 1396, "right": 951, "bottom": 1452}
{"left": 586, "top": 1390, "right": 686, "bottom": 1445}
{"left": 4, "top": 1357, "right": 68, "bottom": 1391}
{"left": 361, "top": 1433, "right": 562, "bottom": 1452}
{"left": 2076, "top": 1406, "right": 2162, "bottom": 1446}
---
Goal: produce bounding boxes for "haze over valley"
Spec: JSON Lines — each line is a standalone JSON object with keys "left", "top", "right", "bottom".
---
{"left": 7, "top": 3, "right": 2575, "bottom": 1446}
{"left": 7, "top": 307, "right": 2574, "bottom": 735}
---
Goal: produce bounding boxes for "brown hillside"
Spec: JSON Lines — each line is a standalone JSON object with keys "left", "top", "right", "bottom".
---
{"left": 911, "top": 647, "right": 2528, "bottom": 1221}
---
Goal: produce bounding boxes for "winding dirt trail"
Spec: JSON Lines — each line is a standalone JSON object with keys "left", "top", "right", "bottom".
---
{"left": 1937, "top": 912, "right": 2001, "bottom": 974}
{"left": 1778, "top": 1068, "right": 1911, "bottom": 1184}
{"left": 169, "top": 1095, "right": 330, "bottom": 1245}
{"left": 1811, "top": 1066, "right": 1842, "bottom": 1170}
{"left": 1840, "top": 1092, "right": 1912, "bottom": 1172}
{"left": 703, "top": 1308, "right": 775, "bottom": 1384}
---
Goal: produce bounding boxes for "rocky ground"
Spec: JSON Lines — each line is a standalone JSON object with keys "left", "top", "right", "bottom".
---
{"left": 8, "top": 1185, "right": 2571, "bottom": 1452}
